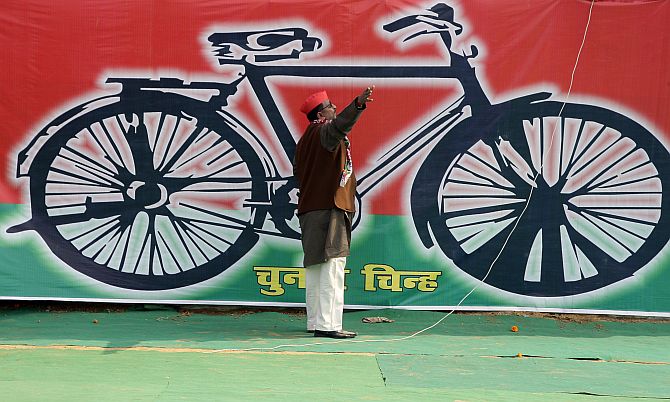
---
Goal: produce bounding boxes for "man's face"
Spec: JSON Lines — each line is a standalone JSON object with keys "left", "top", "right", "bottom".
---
{"left": 318, "top": 100, "right": 337, "bottom": 121}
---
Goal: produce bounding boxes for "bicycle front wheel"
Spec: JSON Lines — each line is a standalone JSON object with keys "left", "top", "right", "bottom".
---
{"left": 415, "top": 101, "right": 670, "bottom": 296}
{"left": 27, "top": 93, "right": 268, "bottom": 290}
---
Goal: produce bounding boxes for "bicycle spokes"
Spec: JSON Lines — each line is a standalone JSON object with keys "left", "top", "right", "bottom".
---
{"left": 423, "top": 102, "right": 669, "bottom": 295}
{"left": 38, "top": 101, "right": 262, "bottom": 279}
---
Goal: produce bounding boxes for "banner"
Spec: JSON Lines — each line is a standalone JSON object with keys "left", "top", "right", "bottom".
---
{"left": 2, "top": 0, "right": 670, "bottom": 316}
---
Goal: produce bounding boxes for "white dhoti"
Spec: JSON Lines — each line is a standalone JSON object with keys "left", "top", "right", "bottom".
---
{"left": 305, "top": 256, "right": 346, "bottom": 332}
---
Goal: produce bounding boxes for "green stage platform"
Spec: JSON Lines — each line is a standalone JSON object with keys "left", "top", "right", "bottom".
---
{"left": 1, "top": 305, "right": 668, "bottom": 401}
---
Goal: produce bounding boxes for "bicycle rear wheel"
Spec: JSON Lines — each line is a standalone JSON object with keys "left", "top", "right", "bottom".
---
{"left": 415, "top": 101, "right": 670, "bottom": 296}
{"left": 27, "top": 93, "right": 268, "bottom": 290}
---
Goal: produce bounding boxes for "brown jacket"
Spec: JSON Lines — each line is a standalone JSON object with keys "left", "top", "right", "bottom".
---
{"left": 293, "top": 99, "right": 365, "bottom": 266}
{"left": 293, "top": 99, "right": 364, "bottom": 214}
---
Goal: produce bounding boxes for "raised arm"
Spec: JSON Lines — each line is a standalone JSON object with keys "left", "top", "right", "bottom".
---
{"left": 320, "top": 86, "right": 374, "bottom": 151}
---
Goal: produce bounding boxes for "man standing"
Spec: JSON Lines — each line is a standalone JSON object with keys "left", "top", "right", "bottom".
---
{"left": 293, "top": 86, "right": 374, "bottom": 339}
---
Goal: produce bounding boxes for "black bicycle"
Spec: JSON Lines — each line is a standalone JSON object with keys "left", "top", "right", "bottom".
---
{"left": 8, "top": 4, "right": 670, "bottom": 296}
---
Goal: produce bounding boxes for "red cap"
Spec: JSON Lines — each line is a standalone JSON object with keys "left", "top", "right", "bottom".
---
{"left": 300, "top": 90, "right": 329, "bottom": 114}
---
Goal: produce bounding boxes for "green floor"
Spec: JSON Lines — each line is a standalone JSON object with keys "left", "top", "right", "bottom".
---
{"left": 1, "top": 306, "right": 669, "bottom": 401}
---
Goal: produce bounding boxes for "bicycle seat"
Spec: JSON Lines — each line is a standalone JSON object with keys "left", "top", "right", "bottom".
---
{"left": 208, "top": 28, "right": 322, "bottom": 64}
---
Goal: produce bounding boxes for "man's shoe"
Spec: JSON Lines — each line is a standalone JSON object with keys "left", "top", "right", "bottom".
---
{"left": 314, "top": 330, "right": 356, "bottom": 339}
{"left": 340, "top": 330, "right": 357, "bottom": 336}
{"left": 307, "top": 329, "right": 315, "bottom": 333}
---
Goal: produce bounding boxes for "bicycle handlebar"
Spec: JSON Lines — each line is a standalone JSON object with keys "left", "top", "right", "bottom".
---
{"left": 383, "top": 3, "right": 463, "bottom": 38}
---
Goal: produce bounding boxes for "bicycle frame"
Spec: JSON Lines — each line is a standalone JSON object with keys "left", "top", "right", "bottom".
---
{"left": 224, "top": 50, "right": 494, "bottom": 198}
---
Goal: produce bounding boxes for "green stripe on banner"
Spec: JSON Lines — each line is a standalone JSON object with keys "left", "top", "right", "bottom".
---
{"left": 2, "top": 202, "right": 670, "bottom": 315}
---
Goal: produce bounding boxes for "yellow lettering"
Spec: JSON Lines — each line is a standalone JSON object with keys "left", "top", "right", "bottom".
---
{"left": 361, "top": 264, "right": 442, "bottom": 292}
{"left": 361, "top": 264, "right": 402, "bottom": 292}
{"left": 253, "top": 266, "right": 285, "bottom": 296}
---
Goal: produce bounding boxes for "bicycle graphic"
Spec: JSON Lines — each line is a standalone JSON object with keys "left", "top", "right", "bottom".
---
{"left": 7, "top": 3, "right": 670, "bottom": 296}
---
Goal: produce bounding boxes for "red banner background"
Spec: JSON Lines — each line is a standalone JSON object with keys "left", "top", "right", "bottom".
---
{"left": 2, "top": 0, "right": 669, "bottom": 215}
